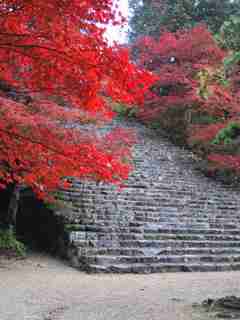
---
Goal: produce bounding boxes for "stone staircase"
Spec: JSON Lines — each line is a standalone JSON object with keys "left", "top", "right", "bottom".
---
{"left": 58, "top": 121, "right": 240, "bottom": 273}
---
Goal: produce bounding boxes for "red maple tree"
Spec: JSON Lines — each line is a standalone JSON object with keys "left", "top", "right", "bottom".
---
{"left": 133, "top": 25, "right": 227, "bottom": 120}
{"left": 0, "top": 0, "right": 155, "bottom": 203}
{"left": 133, "top": 24, "right": 240, "bottom": 176}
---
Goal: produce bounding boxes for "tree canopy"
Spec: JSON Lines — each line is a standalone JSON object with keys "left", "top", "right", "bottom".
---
{"left": 0, "top": 0, "right": 155, "bottom": 199}
{"left": 129, "top": 0, "right": 240, "bottom": 42}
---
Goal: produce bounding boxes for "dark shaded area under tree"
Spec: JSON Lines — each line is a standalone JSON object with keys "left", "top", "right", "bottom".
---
{"left": 16, "top": 190, "right": 66, "bottom": 253}
{"left": 0, "top": 187, "right": 66, "bottom": 254}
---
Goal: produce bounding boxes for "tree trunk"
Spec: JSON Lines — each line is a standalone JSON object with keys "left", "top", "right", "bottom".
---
{"left": 6, "top": 184, "right": 21, "bottom": 228}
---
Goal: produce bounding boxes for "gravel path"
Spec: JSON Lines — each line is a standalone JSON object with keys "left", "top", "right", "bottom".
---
{"left": 1, "top": 253, "right": 240, "bottom": 320}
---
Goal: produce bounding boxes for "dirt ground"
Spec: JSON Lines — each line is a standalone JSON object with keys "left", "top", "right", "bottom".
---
{"left": 0, "top": 253, "right": 240, "bottom": 320}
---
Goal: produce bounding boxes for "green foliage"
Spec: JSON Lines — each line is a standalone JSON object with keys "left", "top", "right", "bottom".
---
{"left": 213, "top": 68, "right": 230, "bottom": 87}
{"left": 212, "top": 122, "right": 240, "bottom": 145}
{"left": 191, "top": 114, "right": 220, "bottom": 125}
{"left": 0, "top": 228, "right": 25, "bottom": 256}
{"left": 112, "top": 103, "right": 137, "bottom": 119}
{"left": 197, "top": 69, "right": 212, "bottom": 99}
{"left": 45, "top": 196, "right": 65, "bottom": 210}
{"left": 129, "top": 2, "right": 160, "bottom": 41}
{"left": 149, "top": 121, "right": 162, "bottom": 130}
{"left": 194, "top": 0, "right": 240, "bottom": 34}
{"left": 219, "top": 15, "right": 240, "bottom": 50}
{"left": 129, "top": 0, "right": 240, "bottom": 43}
{"left": 64, "top": 224, "right": 82, "bottom": 232}
{"left": 224, "top": 51, "right": 240, "bottom": 72}
{"left": 129, "top": 0, "right": 195, "bottom": 42}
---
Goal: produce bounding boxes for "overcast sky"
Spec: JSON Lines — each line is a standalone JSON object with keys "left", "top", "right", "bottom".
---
{"left": 105, "top": 0, "right": 129, "bottom": 44}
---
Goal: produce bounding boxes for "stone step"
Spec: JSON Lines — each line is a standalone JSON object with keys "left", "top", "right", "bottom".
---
{"left": 78, "top": 247, "right": 240, "bottom": 257}
{"left": 144, "top": 227, "right": 240, "bottom": 235}
{"left": 72, "top": 232, "right": 240, "bottom": 242}
{"left": 136, "top": 219, "right": 240, "bottom": 229}
{"left": 72, "top": 239, "right": 240, "bottom": 249}
{"left": 71, "top": 213, "right": 240, "bottom": 224}
{"left": 62, "top": 191, "right": 239, "bottom": 204}
{"left": 69, "top": 203, "right": 240, "bottom": 216}
{"left": 69, "top": 224, "right": 240, "bottom": 235}
{"left": 85, "top": 262, "right": 240, "bottom": 273}
{"left": 119, "top": 240, "right": 240, "bottom": 248}
{"left": 66, "top": 193, "right": 237, "bottom": 202}
{"left": 83, "top": 254, "right": 240, "bottom": 266}
{"left": 136, "top": 214, "right": 240, "bottom": 220}
{"left": 143, "top": 233, "right": 240, "bottom": 241}
{"left": 66, "top": 224, "right": 143, "bottom": 233}
{"left": 61, "top": 189, "right": 237, "bottom": 204}
{"left": 65, "top": 199, "right": 238, "bottom": 211}
{"left": 87, "top": 214, "right": 240, "bottom": 223}
{"left": 85, "top": 220, "right": 240, "bottom": 230}
{"left": 141, "top": 219, "right": 240, "bottom": 227}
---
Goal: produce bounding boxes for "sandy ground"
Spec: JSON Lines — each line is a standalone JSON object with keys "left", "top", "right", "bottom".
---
{"left": 0, "top": 253, "right": 240, "bottom": 320}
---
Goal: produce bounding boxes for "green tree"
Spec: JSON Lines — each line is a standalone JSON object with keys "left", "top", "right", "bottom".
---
{"left": 129, "top": 0, "right": 240, "bottom": 42}
{"left": 194, "top": 0, "right": 240, "bottom": 33}
{"left": 218, "top": 15, "right": 240, "bottom": 50}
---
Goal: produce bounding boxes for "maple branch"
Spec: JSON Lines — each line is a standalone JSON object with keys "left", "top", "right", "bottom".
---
{"left": 0, "top": 126, "right": 69, "bottom": 158}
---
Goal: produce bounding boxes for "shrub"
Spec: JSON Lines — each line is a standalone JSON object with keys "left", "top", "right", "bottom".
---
{"left": 0, "top": 228, "right": 25, "bottom": 256}
{"left": 112, "top": 102, "right": 138, "bottom": 119}
{"left": 212, "top": 122, "right": 240, "bottom": 145}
